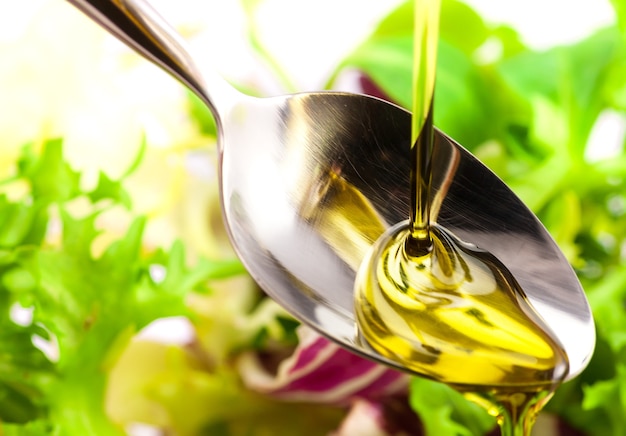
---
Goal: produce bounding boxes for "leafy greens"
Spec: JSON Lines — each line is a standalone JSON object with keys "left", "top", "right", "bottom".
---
{"left": 0, "top": 139, "right": 244, "bottom": 434}
{"left": 329, "top": 0, "right": 626, "bottom": 434}
{"left": 2, "top": 0, "right": 626, "bottom": 434}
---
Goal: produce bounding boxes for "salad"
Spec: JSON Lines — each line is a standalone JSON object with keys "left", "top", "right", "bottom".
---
{"left": 0, "top": 0, "right": 625, "bottom": 434}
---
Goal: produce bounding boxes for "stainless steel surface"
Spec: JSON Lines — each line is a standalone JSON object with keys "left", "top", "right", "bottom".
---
{"left": 67, "top": 0, "right": 595, "bottom": 379}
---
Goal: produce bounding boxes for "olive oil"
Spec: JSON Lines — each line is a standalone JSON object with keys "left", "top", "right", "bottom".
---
{"left": 354, "top": 1, "right": 570, "bottom": 434}
{"left": 354, "top": 222, "right": 569, "bottom": 434}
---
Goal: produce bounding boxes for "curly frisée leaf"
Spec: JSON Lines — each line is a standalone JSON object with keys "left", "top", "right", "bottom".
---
{"left": 0, "top": 316, "right": 53, "bottom": 424}
{"left": 0, "top": 139, "right": 246, "bottom": 434}
{"left": 17, "top": 139, "right": 81, "bottom": 204}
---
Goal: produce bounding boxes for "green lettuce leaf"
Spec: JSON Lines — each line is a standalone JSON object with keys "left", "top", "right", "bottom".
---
{"left": 544, "top": 265, "right": 626, "bottom": 436}
{"left": 328, "top": 0, "right": 531, "bottom": 151}
{"left": 409, "top": 378, "right": 495, "bottom": 435}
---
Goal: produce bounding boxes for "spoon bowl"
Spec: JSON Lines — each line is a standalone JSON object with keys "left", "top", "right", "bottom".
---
{"left": 68, "top": 0, "right": 595, "bottom": 379}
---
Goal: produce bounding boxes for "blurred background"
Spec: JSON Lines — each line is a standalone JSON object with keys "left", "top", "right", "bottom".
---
{"left": 0, "top": 0, "right": 625, "bottom": 435}
{"left": 0, "top": 0, "right": 617, "bottom": 155}
{"left": 0, "top": 0, "right": 618, "bottom": 170}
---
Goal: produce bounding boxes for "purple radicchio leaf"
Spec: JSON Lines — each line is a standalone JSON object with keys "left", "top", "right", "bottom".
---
{"left": 358, "top": 73, "right": 396, "bottom": 104}
{"left": 237, "top": 326, "right": 409, "bottom": 405}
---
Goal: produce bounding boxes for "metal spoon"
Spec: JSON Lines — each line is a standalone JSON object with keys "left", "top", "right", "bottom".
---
{"left": 67, "top": 0, "right": 594, "bottom": 379}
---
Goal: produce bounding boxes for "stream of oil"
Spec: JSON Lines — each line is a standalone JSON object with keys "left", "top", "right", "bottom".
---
{"left": 354, "top": 1, "right": 569, "bottom": 435}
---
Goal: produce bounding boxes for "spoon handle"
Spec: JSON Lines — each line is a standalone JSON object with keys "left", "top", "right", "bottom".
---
{"left": 66, "top": 0, "right": 239, "bottom": 118}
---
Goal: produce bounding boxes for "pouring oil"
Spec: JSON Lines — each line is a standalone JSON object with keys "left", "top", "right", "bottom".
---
{"left": 354, "top": 1, "right": 569, "bottom": 435}
{"left": 355, "top": 222, "right": 569, "bottom": 434}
